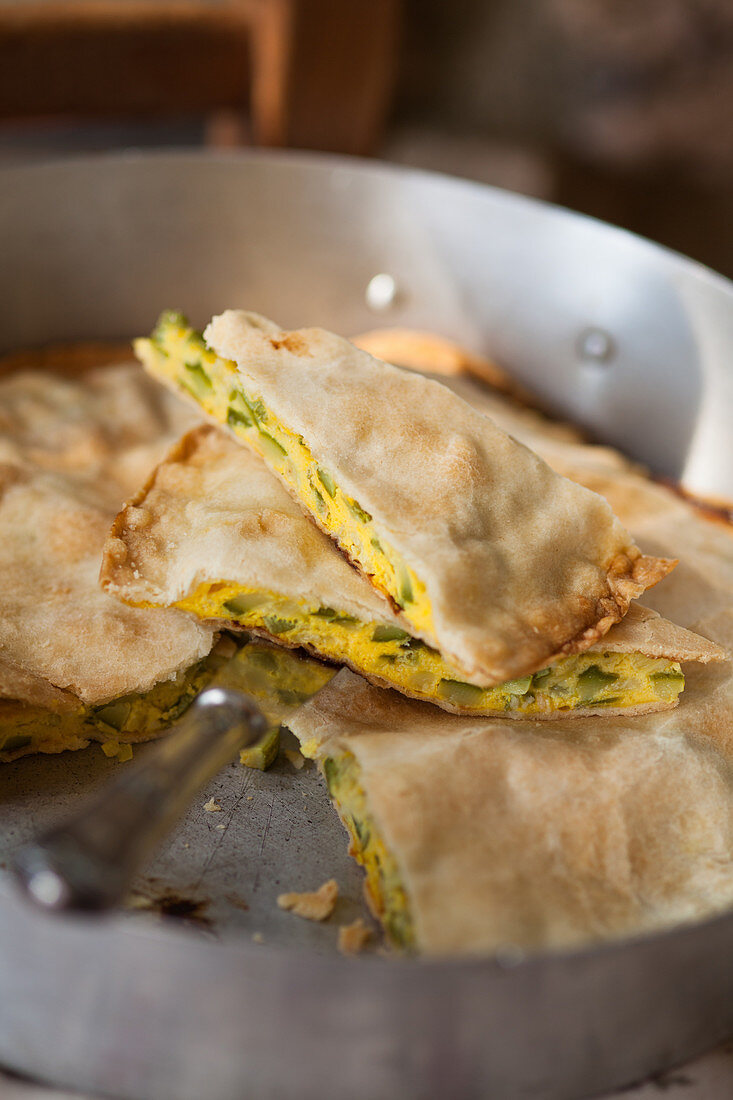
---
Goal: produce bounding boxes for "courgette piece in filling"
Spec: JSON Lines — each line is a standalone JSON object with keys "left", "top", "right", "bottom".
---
{"left": 322, "top": 752, "right": 415, "bottom": 951}
{"left": 0, "top": 636, "right": 254, "bottom": 764}
{"left": 135, "top": 313, "right": 433, "bottom": 634}
{"left": 173, "top": 581, "right": 686, "bottom": 717}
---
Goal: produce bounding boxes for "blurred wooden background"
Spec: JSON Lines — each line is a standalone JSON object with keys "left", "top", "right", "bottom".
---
{"left": 1, "top": 0, "right": 732, "bottom": 275}
{"left": 0, "top": 0, "right": 400, "bottom": 154}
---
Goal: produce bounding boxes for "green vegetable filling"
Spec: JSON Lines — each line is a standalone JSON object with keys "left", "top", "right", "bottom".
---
{"left": 576, "top": 665, "right": 619, "bottom": 703}
{"left": 263, "top": 616, "right": 297, "bottom": 635}
{"left": 1, "top": 639, "right": 248, "bottom": 762}
{"left": 396, "top": 563, "right": 414, "bottom": 607}
{"left": 92, "top": 700, "right": 132, "bottom": 731}
{"left": 317, "top": 468, "right": 336, "bottom": 498}
{"left": 372, "top": 625, "right": 412, "bottom": 644}
{"left": 259, "top": 433, "right": 287, "bottom": 461}
{"left": 323, "top": 753, "right": 414, "bottom": 951}
{"left": 184, "top": 361, "right": 212, "bottom": 393}
{"left": 347, "top": 500, "right": 372, "bottom": 524}
{"left": 227, "top": 407, "right": 252, "bottom": 430}
{"left": 192, "top": 585, "right": 686, "bottom": 720}
{"left": 224, "top": 593, "right": 266, "bottom": 617}
{"left": 240, "top": 725, "right": 281, "bottom": 771}
{"left": 437, "top": 679, "right": 485, "bottom": 707}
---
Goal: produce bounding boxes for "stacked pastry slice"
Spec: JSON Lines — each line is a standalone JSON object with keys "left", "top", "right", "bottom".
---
{"left": 94, "top": 309, "right": 732, "bottom": 954}
{"left": 101, "top": 424, "right": 720, "bottom": 720}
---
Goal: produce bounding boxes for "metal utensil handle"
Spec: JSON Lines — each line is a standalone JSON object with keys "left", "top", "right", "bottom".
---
{"left": 12, "top": 687, "right": 268, "bottom": 913}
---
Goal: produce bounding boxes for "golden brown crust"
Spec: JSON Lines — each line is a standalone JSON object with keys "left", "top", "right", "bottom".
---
{"left": 539, "top": 550, "right": 677, "bottom": 670}
{"left": 351, "top": 328, "right": 524, "bottom": 397}
{"left": 584, "top": 602, "right": 726, "bottom": 663}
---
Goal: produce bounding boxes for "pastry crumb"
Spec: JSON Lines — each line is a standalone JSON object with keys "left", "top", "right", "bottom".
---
{"left": 277, "top": 878, "right": 338, "bottom": 921}
{"left": 214, "top": 634, "right": 238, "bottom": 659}
{"left": 204, "top": 797, "right": 222, "bottom": 813}
{"left": 252, "top": 931, "right": 265, "bottom": 944}
{"left": 338, "top": 918, "right": 372, "bottom": 955}
{"left": 284, "top": 747, "right": 305, "bottom": 770}
{"left": 215, "top": 823, "right": 226, "bottom": 830}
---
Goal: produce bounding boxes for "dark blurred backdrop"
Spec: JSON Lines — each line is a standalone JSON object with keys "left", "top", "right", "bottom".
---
{"left": 2, "top": 0, "right": 732, "bottom": 275}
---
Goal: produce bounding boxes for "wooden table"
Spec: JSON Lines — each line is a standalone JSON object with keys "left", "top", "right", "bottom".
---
{"left": 0, "top": 0, "right": 400, "bottom": 153}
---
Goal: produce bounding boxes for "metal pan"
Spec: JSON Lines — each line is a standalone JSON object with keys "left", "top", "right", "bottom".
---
{"left": 0, "top": 151, "right": 731, "bottom": 1100}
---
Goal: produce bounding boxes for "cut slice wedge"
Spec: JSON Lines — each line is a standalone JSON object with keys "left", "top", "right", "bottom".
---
{"left": 135, "top": 311, "right": 675, "bottom": 687}
{"left": 288, "top": 656, "right": 733, "bottom": 955}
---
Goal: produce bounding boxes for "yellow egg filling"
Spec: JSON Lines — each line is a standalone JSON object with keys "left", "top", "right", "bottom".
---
{"left": 172, "top": 581, "right": 684, "bottom": 716}
{"left": 0, "top": 638, "right": 243, "bottom": 763}
{"left": 321, "top": 751, "right": 414, "bottom": 951}
{"left": 135, "top": 314, "right": 434, "bottom": 637}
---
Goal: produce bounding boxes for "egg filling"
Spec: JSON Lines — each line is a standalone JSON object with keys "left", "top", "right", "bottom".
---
{"left": 0, "top": 638, "right": 242, "bottom": 763}
{"left": 135, "top": 313, "right": 433, "bottom": 636}
{"left": 169, "top": 581, "right": 685, "bottom": 715}
{"left": 321, "top": 751, "right": 414, "bottom": 951}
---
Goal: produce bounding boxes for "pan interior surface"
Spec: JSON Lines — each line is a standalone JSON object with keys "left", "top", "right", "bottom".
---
{"left": 0, "top": 150, "right": 732, "bottom": 1100}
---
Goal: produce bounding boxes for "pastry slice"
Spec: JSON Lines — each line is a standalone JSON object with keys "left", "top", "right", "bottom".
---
{"left": 287, "top": 657, "right": 733, "bottom": 955}
{"left": 101, "top": 425, "right": 723, "bottom": 719}
{"left": 0, "top": 361, "right": 223, "bottom": 763}
{"left": 135, "top": 311, "right": 674, "bottom": 687}
{"left": 1, "top": 638, "right": 239, "bottom": 762}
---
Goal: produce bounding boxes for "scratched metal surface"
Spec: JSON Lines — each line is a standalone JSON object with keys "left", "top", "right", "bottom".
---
{"left": 0, "top": 729, "right": 371, "bottom": 950}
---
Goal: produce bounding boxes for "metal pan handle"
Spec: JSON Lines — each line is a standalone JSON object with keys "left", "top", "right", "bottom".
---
{"left": 11, "top": 688, "right": 268, "bottom": 913}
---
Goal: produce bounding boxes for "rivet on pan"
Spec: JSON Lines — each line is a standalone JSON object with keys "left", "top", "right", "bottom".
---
{"left": 366, "top": 273, "right": 398, "bottom": 312}
{"left": 494, "top": 943, "right": 526, "bottom": 968}
{"left": 26, "top": 869, "right": 70, "bottom": 909}
{"left": 577, "top": 327, "right": 615, "bottom": 364}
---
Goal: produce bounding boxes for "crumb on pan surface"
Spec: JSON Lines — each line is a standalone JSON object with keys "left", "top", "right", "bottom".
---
{"left": 338, "top": 917, "right": 372, "bottom": 955}
{"left": 277, "top": 879, "right": 339, "bottom": 921}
